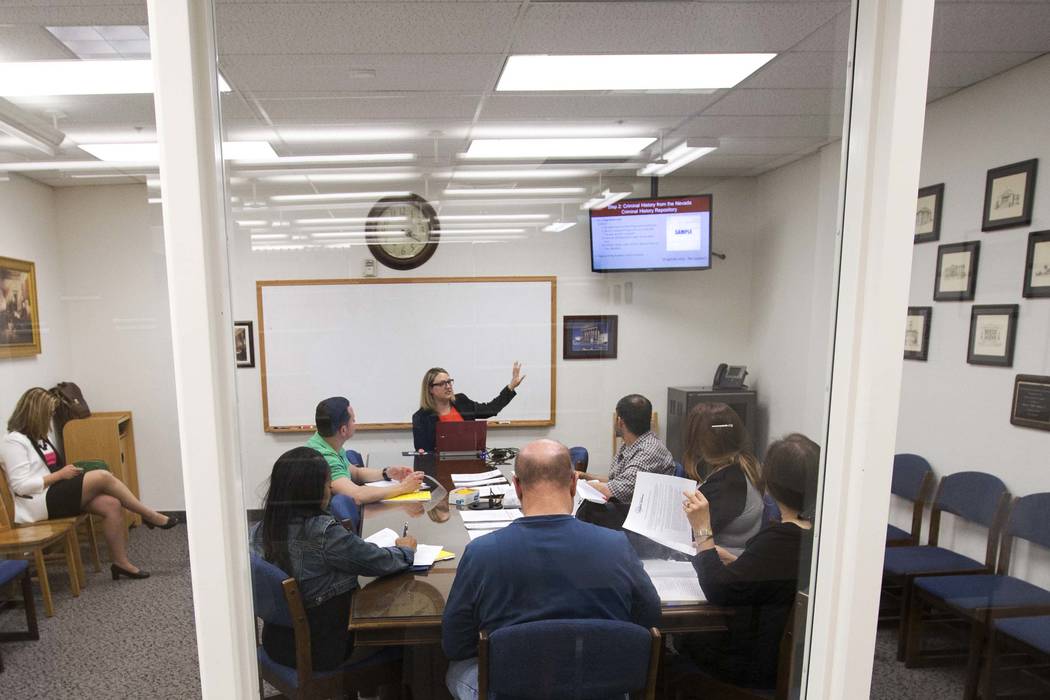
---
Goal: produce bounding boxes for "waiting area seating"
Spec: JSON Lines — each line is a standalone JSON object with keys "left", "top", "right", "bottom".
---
{"left": 0, "top": 559, "right": 38, "bottom": 673}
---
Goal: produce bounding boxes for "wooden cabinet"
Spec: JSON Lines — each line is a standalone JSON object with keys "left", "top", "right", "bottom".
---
{"left": 63, "top": 411, "right": 141, "bottom": 528}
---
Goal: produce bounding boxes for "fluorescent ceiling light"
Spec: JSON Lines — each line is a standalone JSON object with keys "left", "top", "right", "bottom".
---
{"left": 436, "top": 228, "right": 526, "bottom": 235}
{"left": 0, "top": 60, "right": 231, "bottom": 96}
{"left": 236, "top": 220, "right": 269, "bottom": 227}
{"left": 250, "top": 233, "right": 289, "bottom": 241}
{"left": 581, "top": 190, "right": 631, "bottom": 211}
{"left": 637, "top": 139, "right": 718, "bottom": 176}
{"left": 542, "top": 221, "right": 576, "bottom": 233}
{"left": 464, "top": 138, "right": 654, "bottom": 159}
{"left": 439, "top": 214, "right": 549, "bottom": 221}
{"left": 0, "top": 97, "right": 65, "bottom": 155}
{"left": 470, "top": 125, "right": 651, "bottom": 139}
{"left": 259, "top": 172, "right": 416, "bottom": 184}
{"left": 294, "top": 216, "right": 407, "bottom": 226}
{"left": 269, "top": 191, "right": 411, "bottom": 203}
{"left": 78, "top": 141, "right": 275, "bottom": 163}
{"left": 444, "top": 187, "right": 585, "bottom": 196}
{"left": 310, "top": 231, "right": 372, "bottom": 239}
{"left": 497, "top": 54, "right": 776, "bottom": 91}
{"left": 234, "top": 153, "right": 415, "bottom": 166}
{"left": 448, "top": 168, "right": 593, "bottom": 180}
{"left": 272, "top": 127, "right": 420, "bottom": 143}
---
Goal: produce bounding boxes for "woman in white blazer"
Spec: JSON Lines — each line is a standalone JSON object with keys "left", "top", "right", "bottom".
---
{"left": 0, "top": 387, "right": 182, "bottom": 580}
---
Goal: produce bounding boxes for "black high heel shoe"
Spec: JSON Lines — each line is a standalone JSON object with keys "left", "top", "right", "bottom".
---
{"left": 146, "top": 513, "right": 183, "bottom": 530}
{"left": 111, "top": 564, "right": 150, "bottom": 580}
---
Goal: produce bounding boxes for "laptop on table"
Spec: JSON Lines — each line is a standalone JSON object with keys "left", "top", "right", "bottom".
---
{"left": 435, "top": 421, "right": 487, "bottom": 458}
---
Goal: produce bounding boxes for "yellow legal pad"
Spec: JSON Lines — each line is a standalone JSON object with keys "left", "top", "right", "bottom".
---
{"left": 435, "top": 550, "right": 456, "bottom": 562}
{"left": 382, "top": 490, "right": 433, "bottom": 502}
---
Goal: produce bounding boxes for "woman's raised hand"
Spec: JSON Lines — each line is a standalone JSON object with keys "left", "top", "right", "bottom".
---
{"left": 682, "top": 490, "right": 712, "bottom": 532}
{"left": 509, "top": 361, "right": 526, "bottom": 390}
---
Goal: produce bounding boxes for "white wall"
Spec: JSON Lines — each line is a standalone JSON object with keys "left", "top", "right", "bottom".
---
{"left": 231, "top": 176, "right": 759, "bottom": 505}
{"left": 893, "top": 54, "right": 1050, "bottom": 582}
{"left": 54, "top": 185, "right": 185, "bottom": 510}
{"left": 749, "top": 143, "right": 842, "bottom": 451}
{"left": 0, "top": 174, "right": 72, "bottom": 422}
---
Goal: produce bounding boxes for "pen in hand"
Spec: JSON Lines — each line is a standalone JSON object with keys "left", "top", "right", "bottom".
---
{"left": 402, "top": 522, "right": 409, "bottom": 538}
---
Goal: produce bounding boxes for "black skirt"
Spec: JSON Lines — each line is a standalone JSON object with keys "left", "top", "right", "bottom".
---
{"left": 45, "top": 474, "right": 85, "bottom": 519}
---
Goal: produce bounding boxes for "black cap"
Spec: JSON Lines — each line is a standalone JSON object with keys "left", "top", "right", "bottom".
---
{"left": 315, "top": 397, "right": 351, "bottom": 437}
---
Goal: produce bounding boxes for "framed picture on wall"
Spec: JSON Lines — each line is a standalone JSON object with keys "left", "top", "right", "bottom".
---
{"left": 234, "top": 321, "right": 255, "bottom": 368}
{"left": 982, "top": 158, "right": 1037, "bottom": 231}
{"left": 903, "top": 306, "right": 932, "bottom": 361}
{"left": 914, "top": 183, "right": 943, "bottom": 243}
{"left": 0, "top": 256, "right": 42, "bottom": 359}
{"left": 1022, "top": 230, "right": 1050, "bottom": 298}
{"left": 967, "top": 304, "right": 1019, "bottom": 367}
{"left": 563, "top": 315, "right": 618, "bottom": 360}
{"left": 934, "top": 241, "right": 979, "bottom": 301}
{"left": 1011, "top": 374, "right": 1050, "bottom": 432}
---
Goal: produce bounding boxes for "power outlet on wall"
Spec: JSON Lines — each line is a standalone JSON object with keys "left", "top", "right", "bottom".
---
{"left": 363, "top": 258, "right": 377, "bottom": 277}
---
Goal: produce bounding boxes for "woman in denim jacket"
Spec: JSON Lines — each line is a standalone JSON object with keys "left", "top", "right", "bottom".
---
{"left": 250, "top": 447, "right": 417, "bottom": 671}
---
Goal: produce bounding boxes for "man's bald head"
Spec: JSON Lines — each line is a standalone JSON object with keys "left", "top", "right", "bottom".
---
{"left": 514, "top": 439, "right": 573, "bottom": 489}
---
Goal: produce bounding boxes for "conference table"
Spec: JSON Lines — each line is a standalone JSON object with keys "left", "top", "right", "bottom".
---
{"left": 349, "top": 450, "right": 727, "bottom": 698}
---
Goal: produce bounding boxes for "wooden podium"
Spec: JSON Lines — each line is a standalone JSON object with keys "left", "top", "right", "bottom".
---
{"left": 63, "top": 412, "right": 142, "bottom": 528}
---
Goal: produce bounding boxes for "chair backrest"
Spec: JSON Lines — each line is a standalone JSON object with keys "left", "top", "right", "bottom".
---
{"left": 762, "top": 492, "right": 783, "bottom": 527}
{"left": 891, "top": 454, "right": 933, "bottom": 500}
{"left": 929, "top": 471, "right": 1011, "bottom": 566}
{"left": 777, "top": 589, "right": 809, "bottom": 700}
{"left": 249, "top": 554, "right": 315, "bottom": 686}
{"left": 346, "top": 449, "right": 364, "bottom": 467}
{"left": 998, "top": 493, "right": 1050, "bottom": 575}
{"left": 569, "top": 446, "right": 589, "bottom": 470}
{"left": 329, "top": 494, "right": 361, "bottom": 534}
{"left": 0, "top": 466, "right": 14, "bottom": 531}
{"left": 479, "top": 619, "right": 659, "bottom": 700}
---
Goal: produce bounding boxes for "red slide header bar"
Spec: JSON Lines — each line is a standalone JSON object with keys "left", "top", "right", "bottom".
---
{"left": 590, "top": 194, "right": 712, "bottom": 219}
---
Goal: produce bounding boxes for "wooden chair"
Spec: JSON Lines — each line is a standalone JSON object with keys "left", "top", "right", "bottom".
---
{"left": 250, "top": 554, "right": 403, "bottom": 700}
{"left": 612, "top": 411, "right": 660, "bottom": 456}
{"left": 478, "top": 619, "right": 661, "bottom": 700}
{"left": 0, "top": 559, "right": 39, "bottom": 673}
{"left": 667, "top": 590, "right": 809, "bottom": 700}
{"left": 0, "top": 465, "right": 100, "bottom": 585}
{"left": 886, "top": 454, "right": 935, "bottom": 547}
{"left": 0, "top": 494, "right": 79, "bottom": 617}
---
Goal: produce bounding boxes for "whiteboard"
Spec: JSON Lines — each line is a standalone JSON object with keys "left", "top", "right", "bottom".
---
{"left": 256, "top": 276, "right": 556, "bottom": 432}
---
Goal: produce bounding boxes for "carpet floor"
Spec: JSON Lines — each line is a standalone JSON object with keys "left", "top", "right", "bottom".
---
{"left": 0, "top": 527, "right": 977, "bottom": 699}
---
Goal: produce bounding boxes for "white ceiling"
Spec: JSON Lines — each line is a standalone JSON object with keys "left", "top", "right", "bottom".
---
{"left": 0, "top": 0, "right": 1047, "bottom": 236}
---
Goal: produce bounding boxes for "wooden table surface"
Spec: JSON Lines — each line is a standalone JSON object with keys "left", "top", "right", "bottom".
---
{"left": 349, "top": 450, "right": 727, "bottom": 648}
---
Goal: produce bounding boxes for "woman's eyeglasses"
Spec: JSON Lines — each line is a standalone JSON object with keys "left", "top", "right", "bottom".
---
{"left": 430, "top": 379, "right": 454, "bottom": 388}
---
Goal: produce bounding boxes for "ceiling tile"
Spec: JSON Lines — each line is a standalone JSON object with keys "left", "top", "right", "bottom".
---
{"left": 740, "top": 51, "right": 849, "bottom": 89}
{"left": 255, "top": 94, "right": 481, "bottom": 121}
{"left": 703, "top": 88, "right": 845, "bottom": 116}
{"left": 932, "top": 3, "right": 1050, "bottom": 52}
{"left": 680, "top": 114, "right": 841, "bottom": 140}
{"left": 480, "top": 93, "right": 721, "bottom": 120}
{"left": 927, "top": 51, "right": 1042, "bottom": 88}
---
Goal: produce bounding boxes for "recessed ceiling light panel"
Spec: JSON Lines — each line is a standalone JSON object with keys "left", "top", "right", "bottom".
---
{"left": 464, "top": 138, "right": 655, "bottom": 159}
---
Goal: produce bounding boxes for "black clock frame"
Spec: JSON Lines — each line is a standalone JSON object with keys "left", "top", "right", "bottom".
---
{"left": 365, "top": 193, "right": 440, "bottom": 270}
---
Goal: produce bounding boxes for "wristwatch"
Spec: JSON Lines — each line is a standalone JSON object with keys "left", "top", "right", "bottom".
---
{"left": 693, "top": 527, "right": 714, "bottom": 541}
{"left": 382, "top": 468, "right": 390, "bottom": 481}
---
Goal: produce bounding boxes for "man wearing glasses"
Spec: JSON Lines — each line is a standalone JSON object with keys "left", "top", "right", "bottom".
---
{"left": 412, "top": 363, "right": 525, "bottom": 452}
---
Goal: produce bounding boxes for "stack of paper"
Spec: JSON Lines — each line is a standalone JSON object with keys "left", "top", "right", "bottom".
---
{"left": 622, "top": 472, "right": 700, "bottom": 556}
{"left": 577, "top": 479, "right": 608, "bottom": 504}
{"left": 363, "top": 529, "right": 452, "bottom": 566}
{"left": 364, "top": 479, "right": 430, "bottom": 490}
{"left": 642, "top": 559, "right": 706, "bottom": 603}
{"left": 468, "top": 529, "right": 500, "bottom": 541}
{"left": 451, "top": 469, "right": 509, "bottom": 488}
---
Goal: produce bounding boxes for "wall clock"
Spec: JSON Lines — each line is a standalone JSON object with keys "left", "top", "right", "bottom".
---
{"left": 365, "top": 193, "right": 440, "bottom": 270}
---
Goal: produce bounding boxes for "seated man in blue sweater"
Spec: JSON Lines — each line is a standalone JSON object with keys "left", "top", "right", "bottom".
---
{"left": 442, "top": 438, "right": 662, "bottom": 699}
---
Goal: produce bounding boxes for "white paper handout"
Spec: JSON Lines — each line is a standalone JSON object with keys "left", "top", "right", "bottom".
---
{"left": 458, "top": 508, "right": 522, "bottom": 523}
{"left": 412, "top": 544, "right": 444, "bottom": 568}
{"left": 576, "top": 479, "right": 608, "bottom": 504}
{"left": 452, "top": 477, "right": 509, "bottom": 487}
{"left": 364, "top": 479, "right": 430, "bottom": 489}
{"left": 468, "top": 529, "right": 499, "bottom": 540}
{"left": 622, "top": 472, "right": 699, "bottom": 556}
{"left": 363, "top": 528, "right": 399, "bottom": 548}
{"left": 642, "top": 559, "right": 706, "bottom": 603}
{"left": 462, "top": 520, "right": 512, "bottom": 530}
{"left": 450, "top": 469, "right": 504, "bottom": 483}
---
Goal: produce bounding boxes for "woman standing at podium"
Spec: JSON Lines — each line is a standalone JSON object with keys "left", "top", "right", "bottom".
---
{"left": 412, "top": 363, "right": 525, "bottom": 452}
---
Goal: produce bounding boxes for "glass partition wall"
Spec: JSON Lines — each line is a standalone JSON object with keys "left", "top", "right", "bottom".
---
{"left": 0, "top": 1, "right": 200, "bottom": 696}
{"left": 871, "top": 2, "right": 1050, "bottom": 699}
{"left": 211, "top": 1, "right": 860, "bottom": 698}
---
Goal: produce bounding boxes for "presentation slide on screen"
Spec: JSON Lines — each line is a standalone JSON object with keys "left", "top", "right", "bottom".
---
{"left": 590, "top": 196, "right": 711, "bottom": 271}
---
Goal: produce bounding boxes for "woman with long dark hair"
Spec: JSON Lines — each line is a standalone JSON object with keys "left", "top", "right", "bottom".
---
{"left": 249, "top": 447, "right": 416, "bottom": 672}
{"left": 0, "top": 387, "right": 181, "bottom": 580}
{"left": 681, "top": 402, "right": 765, "bottom": 554}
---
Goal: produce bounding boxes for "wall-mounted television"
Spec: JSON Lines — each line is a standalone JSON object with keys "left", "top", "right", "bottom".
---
{"left": 590, "top": 194, "right": 712, "bottom": 272}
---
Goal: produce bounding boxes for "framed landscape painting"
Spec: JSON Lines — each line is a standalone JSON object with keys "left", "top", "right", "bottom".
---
{"left": 0, "top": 256, "right": 41, "bottom": 359}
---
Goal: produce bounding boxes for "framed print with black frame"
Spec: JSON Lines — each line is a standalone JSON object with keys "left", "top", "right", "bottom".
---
{"left": 234, "top": 321, "right": 255, "bottom": 368}
{"left": 0, "top": 256, "right": 42, "bottom": 359}
{"left": 934, "top": 241, "right": 979, "bottom": 301}
{"left": 563, "top": 315, "right": 618, "bottom": 360}
{"left": 903, "top": 306, "right": 931, "bottom": 361}
{"left": 914, "top": 184, "right": 943, "bottom": 243}
{"left": 982, "top": 158, "right": 1037, "bottom": 231}
{"left": 967, "top": 304, "right": 1018, "bottom": 367}
{"left": 1011, "top": 374, "right": 1050, "bottom": 432}
{"left": 1022, "top": 230, "right": 1050, "bottom": 298}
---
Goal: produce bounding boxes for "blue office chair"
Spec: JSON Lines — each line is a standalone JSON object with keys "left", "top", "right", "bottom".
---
{"left": 985, "top": 615, "right": 1050, "bottom": 698}
{"left": 477, "top": 619, "right": 660, "bottom": 700}
{"left": 346, "top": 449, "right": 364, "bottom": 468}
{"left": 673, "top": 461, "right": 685, "bottom": 479}
{"left": 887, "top": 454, "right": 935, "bottom": 547}
{"left": 330, "top": 494, "right": 362, "bottom": 535}
{"left": 0, "top": 559, "right": 37, "bottom": 673}
{"left": 569, "top": 446, "right": 589, "bottom": 470}
{"left": 761, "top": 492, "right": 782, "bottom": 527}
{"left": 906, "top": 493, "right": 1050, "bottom": 684}
{"left": 249, "top": 554, "right": 401, "bottom": 699}
{"left": 882, "top": 471, "right": 1011, "bottom": 662}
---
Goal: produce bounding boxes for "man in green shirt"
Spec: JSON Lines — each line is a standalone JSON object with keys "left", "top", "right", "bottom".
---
{"left": 308, "top": 397, "right": 424, "bottom": 504}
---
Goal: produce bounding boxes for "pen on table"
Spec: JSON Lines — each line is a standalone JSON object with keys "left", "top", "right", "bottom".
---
{"left": 402, "top": 522, "right": 409, "bottom": 537}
